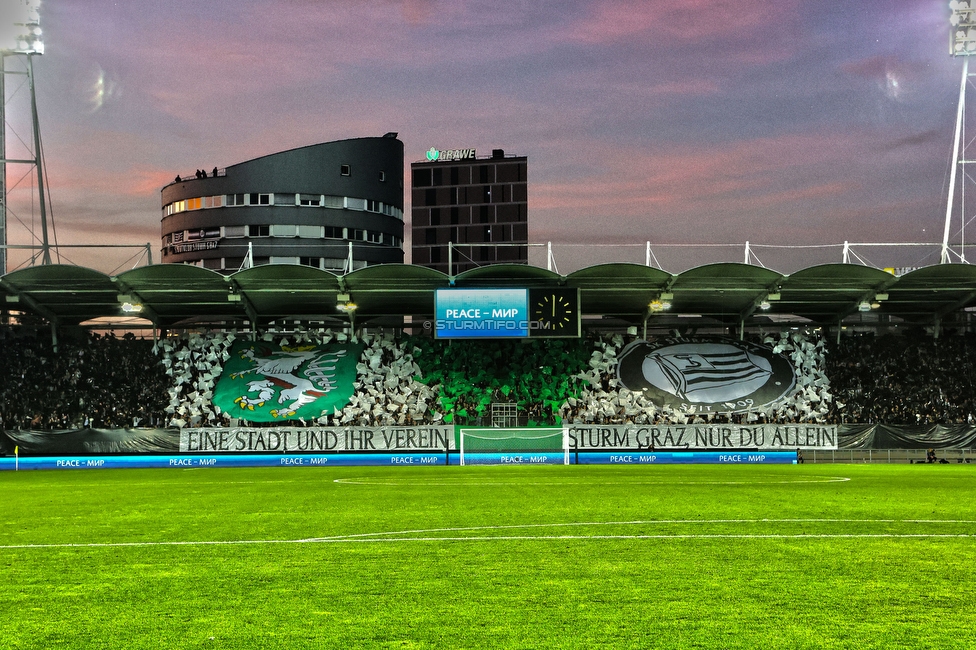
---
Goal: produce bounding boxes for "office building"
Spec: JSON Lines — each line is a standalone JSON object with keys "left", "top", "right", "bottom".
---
{"left": 411, "top": 148, "right": 527, "bottom": 274}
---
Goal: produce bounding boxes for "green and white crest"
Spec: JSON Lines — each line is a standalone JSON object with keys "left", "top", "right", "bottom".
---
{"left": 213, "top": 341, "right": 363, "bottom": 422}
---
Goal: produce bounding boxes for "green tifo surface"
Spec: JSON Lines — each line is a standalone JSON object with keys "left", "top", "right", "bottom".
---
{"left": 1, "top": 464, "right": 974, "bottom": 649}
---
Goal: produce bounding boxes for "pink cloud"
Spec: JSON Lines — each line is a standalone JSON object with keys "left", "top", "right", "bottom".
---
{"left": 531, "top": 131, "right": 866, "bottom": 217}
{"left": 562, "top": 0, "right": 799, "bottom": 45}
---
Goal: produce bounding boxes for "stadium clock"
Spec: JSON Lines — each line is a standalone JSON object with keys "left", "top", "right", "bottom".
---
{"left": 528, "top": 288, "right": 581, "bottom": 338}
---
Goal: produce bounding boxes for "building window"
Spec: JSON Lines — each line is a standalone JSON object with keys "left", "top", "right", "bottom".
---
{"left": 299, "top": 194, "right": 321, "bottom": 206}
{"left": 248, "top": 224, "right": 270, "bottom": 237}
{"left": 299, "top": 257, "right": 320, "bottom": 268}
{"left": 271, "top": 224, "right": 298, "bottom": 237}
{"left": 227, "top": 193, "right": 245, "bottom": 206}
{"left": 249, "top": 193, "right": 271, "bottom": 205}
{"left": 324, "top": 226, "right": 344, "bottom": 239}
{"left": 426, "top": 228, "right": 437, "bottom": 245}
{"left": 413, "top": 168, "right": 432, "bottom": 187}
{"left": 274, "top": 193, "right": 295, "bottom": 206}
{"left": 340, "top": 164, "right": 351, "bottom": 176}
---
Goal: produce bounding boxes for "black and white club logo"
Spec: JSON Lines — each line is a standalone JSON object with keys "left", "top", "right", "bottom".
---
{"left": 616, "top": 338, "right": 795, "bottom": 413}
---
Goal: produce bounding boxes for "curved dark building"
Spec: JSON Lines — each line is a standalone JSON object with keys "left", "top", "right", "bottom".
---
{"left": 160, "top": 135, "right": 404, "bottom": 272}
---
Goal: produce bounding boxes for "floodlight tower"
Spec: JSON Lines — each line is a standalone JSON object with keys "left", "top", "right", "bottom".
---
{"left": 1, "top": 0, "right": 51, "bottom": 274}
{"left": 945, "top": 1, "right": 976, "bottom": 263}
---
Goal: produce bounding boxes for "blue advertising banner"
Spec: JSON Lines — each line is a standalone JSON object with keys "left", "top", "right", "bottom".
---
{"left": 0, "top": 453, "right": 448, "bottom": 471}
{"left": 575, "top": 451, "right": 799, "bottom": 464}
{"left": 434, "top": 288, "right": 528, "bottom": 338}
{"left": 0, "top": 450, "right": 797, "bottom": 470}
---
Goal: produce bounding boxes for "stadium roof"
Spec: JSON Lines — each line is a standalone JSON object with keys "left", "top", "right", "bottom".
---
{"left": 1, "top": 262, "right": 975, "bottom": 330}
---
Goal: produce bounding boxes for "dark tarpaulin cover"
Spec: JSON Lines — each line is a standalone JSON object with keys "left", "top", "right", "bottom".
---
{"left": 837, "top": 424, "right": 976, "bottom": 450}
{"left": 1, "top": 428, "right": 180, "bottom": 455}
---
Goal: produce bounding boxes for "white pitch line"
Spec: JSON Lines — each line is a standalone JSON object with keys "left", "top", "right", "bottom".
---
{"left": 1, "top": 533, "right": 974, "bottom": 550}
{"left": 1, "top": 518, "right": 973, "bottom": 550}
{"left": 332, "top": 476, "right": 853, "bottom": 486}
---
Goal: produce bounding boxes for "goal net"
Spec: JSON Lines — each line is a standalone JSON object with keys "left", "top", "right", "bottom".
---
{"left": 457, "top": 427, "right": 569, "bottom": 465}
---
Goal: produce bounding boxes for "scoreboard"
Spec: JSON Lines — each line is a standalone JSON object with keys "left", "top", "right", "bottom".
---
{"left": 434, "top": 288, "right": 580, "bottom": 339}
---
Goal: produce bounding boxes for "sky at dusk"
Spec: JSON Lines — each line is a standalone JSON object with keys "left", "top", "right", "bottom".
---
{"left": 1, "top": 0, "right": 968, "bottom": 273}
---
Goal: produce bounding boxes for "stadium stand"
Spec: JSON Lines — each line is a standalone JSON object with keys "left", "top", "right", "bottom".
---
{"left": 3, "top": 325, "right": 976, "bottom": 432}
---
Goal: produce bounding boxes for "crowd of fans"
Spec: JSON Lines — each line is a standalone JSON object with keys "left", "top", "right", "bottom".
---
{"left": 3, "top": 325, "right": 976, "bottom": 430}
{"left": 823, "top": 332, "right": 976, "bottom": 424}
{"left": 0, "top": 328, "right": 169, "bottom": 430}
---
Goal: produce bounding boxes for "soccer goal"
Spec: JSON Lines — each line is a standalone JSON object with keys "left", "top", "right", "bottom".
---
{"left": 457, "top": 427, "right": 570, "bottom": 465}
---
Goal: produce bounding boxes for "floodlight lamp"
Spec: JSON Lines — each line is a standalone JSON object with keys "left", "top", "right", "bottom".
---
{"left": 121, "top": 302, "right": 143, "bottom": 313}
{"left": 649, "top": 299, "right": 670, "bottom": 313}
{"left": 858, "top": 301, "right": 871, "bottom": 312}
{"left": 1, "top": 0, "right": 43, "bottom": 54}
{"left": 760, "top": 300, "right": 771, "bottom": 311}
{"left": 337, "top": 302, "right": 357, "bottom": 313}
{"left": 952, "top": 26, "right": 976, "bottom": 55}
{"left": 951, "top": 1, "right": 976, "bottom": 27}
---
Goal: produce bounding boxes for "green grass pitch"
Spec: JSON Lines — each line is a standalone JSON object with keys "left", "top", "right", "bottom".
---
{"left": 1, "top": 464, "right": 974, "bottom": 649}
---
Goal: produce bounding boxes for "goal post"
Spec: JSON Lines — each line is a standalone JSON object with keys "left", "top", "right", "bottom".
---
{"left": 457, "top": 427, "right": 570, "bottom": 465}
